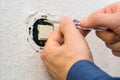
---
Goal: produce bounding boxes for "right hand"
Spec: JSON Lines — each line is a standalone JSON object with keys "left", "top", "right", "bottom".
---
{"left": 41, "top": 17, "right": 92, "bottom": 80}
{"left": 80, "top": 2, "right": 120, "bottom": 57}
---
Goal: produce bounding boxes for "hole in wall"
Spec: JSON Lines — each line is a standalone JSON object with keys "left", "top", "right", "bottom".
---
{"left": 32, "top": 15, "right": 54, "bottom": 47}
{"left": 26, "top": 12, "right": 55, "bottom": 52}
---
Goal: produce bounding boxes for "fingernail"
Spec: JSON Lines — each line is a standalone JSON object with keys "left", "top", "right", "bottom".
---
{"left": 80, "top": 17, "right": 88, "bottom": 26}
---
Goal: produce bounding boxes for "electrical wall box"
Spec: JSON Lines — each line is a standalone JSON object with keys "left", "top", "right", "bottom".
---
{"left": 32, "top": 15, "right": 54, "bottom": 47}
{"left": 27, "top": 14, "right": 54, "bottom": 51}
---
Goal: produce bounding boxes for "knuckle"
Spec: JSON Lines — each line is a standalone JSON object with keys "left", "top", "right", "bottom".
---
{"left": 59, "top": 16, "right": 72, "bottom": 27}
{"left": 87, "top": 13, "right": 97, "bottom": 27}
{"left": 60, "top": 16, "right": 70, "bottom": 22}
{"left": 44, "top": 43, "right": 54, "bottom": 53}
{"left": 46, "top": 44, "right": 52, "bottom": 50}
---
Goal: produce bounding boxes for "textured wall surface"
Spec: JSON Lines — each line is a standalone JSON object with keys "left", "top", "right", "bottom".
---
{"left": 0, "top": 0, "right": 120, "bottom": 80}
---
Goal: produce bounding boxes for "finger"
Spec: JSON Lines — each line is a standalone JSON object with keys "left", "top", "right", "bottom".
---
{"left": 96, "top": 31, "right": 119, "bottom": 44}
{"left": 102, "top": 2, "right": 120, "bottom": 13}
{"left": 59, "top": 16, "right": 85, "bottom": 45}
{"left": 106, "top": 42, "right": 120, "bottom": 52}
{"left": 77, "top": 20, "right": 90, "bottom": 37}
{"left": 112, "top": 50, "right": 120, "bottom": 57}
{"left": 46, "top": 27, "right": 63, "bottom": 47}
{"left": 80, "top": 13, "right": 120, "bottom": 36}
{"left": 78, "top": 28, "right": 90, "bottom": 37}
{"left": 80, "top": 13, "right": 118, "bottom": 28}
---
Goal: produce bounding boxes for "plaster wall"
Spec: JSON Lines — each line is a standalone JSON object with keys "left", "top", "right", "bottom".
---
{"left": 0, "top": 0, "right": 120, "bottom": 80}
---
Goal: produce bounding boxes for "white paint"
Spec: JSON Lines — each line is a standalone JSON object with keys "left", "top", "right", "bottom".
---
{"left": 0, "top": 0, "right": 120, "bottom": 80}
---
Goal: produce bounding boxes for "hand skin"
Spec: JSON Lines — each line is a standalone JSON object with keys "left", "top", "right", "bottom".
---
{"left": 80, "top": 2, "right": 120, "bottom": 57}
{"left": 41, "top": 17, "right": 93, "bottom": 80}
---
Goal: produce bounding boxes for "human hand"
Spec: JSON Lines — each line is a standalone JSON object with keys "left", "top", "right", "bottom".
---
{"left": 41, "top": 17, "right": 92, "bottom": 80}
{"left": 80, "top": 2, "right": 120, "bottom": 57}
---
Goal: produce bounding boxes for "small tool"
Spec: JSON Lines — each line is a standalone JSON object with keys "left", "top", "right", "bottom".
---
{"left": 44, "top": 19, "right": 109, "bottom": 31}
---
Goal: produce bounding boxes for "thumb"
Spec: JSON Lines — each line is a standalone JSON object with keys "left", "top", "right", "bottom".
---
{"left": 80, "top": 13, "right": 120, "bottom": 35}
{"left": 59, "top": 16, "right": 85, "bottom": 45}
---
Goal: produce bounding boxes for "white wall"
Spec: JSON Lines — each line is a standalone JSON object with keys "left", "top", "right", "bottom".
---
{"left": 0, "top": 0, "right": 120, "bottom": 80}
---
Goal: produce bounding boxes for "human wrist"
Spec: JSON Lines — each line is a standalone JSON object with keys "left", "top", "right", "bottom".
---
{"left": 65, "top": 56, "right": 93, "bottom": 80}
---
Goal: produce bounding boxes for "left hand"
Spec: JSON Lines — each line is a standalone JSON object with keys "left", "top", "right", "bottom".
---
{"left": 80, "top": 2, "right": 120, "bottom": 56}
{"left": 41, "top": 17, "right": 93, "bottom": 80}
